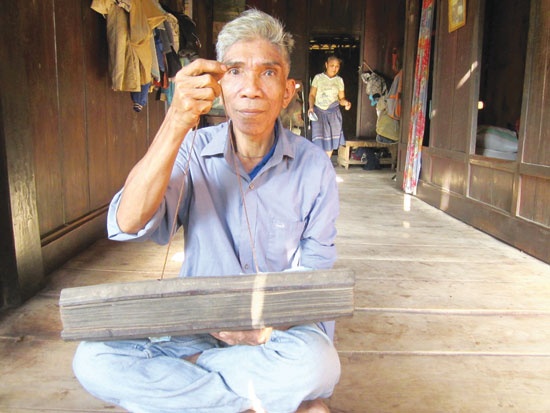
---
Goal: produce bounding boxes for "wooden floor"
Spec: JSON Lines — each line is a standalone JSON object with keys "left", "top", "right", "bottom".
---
{"left": 1, "top": 168, "right": 549, "bottom": 412}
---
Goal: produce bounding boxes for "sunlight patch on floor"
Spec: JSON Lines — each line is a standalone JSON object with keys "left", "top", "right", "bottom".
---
{"left": 403, "top": 194, "right": 412, "bottom": 212}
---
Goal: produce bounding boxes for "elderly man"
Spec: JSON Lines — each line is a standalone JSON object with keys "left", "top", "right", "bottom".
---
{"left": 73, "top": 9, "right": 340, "bottom": 413}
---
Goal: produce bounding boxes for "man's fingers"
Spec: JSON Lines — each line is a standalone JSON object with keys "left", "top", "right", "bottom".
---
{"left": 212, "top": 328, "right": 272, "bottom": 346}
{"left": 177, "top": 84, "right": 219, "bottom": 103}
{"left": 173, "top": 71, "right": 223, "bottom": 111}
{"left": 178, "top": 98, "right": 214, "bottom": 117}
{"left": 165, "top": 59, "right": 226, "bottom": 130}
{"left": 177, "top": 58, "right": 227, "bottom": 80}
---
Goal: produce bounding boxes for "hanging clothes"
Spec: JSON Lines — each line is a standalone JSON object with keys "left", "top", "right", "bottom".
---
{"left": 403, "top": 0, "right": 435, "bottom": 194}
{"left": 157, "top": 21, "right": 182, "bottom": 77}
{"left": 161, "top": 4, "right": 201, "bottom": 59}
{"left": 91, "top": 0, "right": 166, "bottom": 92}
{"left": 164, "top": 13, "right": 180, "bottom": 54}
{"left": 131, "top": 82, "right": 151, "bottom": 112}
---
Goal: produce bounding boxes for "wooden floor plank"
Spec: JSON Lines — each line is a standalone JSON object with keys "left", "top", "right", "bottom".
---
{"left": 42, "top": 267, "right": 179, "bottom": 297}
{"left": 329, "top": 353, "right": 550, "bottom": 412}
{"left": 336, "top": 243, "right": 529, "bottom": 263}
{"left": 334, "top": 259, "right": 550, "bottom": 282}
{"left": 60, "top": 239, "right": 184, "bottom": 273}
{"left": 334, "top": 312, "right": 550, "bottom": 354}
{"left": 354, "top": 278, "right": 550, "bottom": 311}
{"left": 0, "top": 340, "right": 122, "bottom": 411}
{"left": 0, "top": 295, "right": 61, "bottom": 340}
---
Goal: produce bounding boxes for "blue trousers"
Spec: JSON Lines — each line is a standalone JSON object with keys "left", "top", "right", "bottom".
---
{"left": 72, "top": 324, "right": 341, "bottom": 413}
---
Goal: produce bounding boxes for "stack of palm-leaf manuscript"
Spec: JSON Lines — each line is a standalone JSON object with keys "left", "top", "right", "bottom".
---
{"left": 59, "top": 269, "right": 355, "bottom": 341}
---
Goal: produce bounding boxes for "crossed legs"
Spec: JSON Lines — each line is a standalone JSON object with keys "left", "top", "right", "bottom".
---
{"left": 73, "top": 324, "right": 340, "bottom": 413}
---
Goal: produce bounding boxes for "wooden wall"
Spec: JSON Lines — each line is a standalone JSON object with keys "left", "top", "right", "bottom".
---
{"left": 245, "top": 0, "right": 310, "bottom": 83}
{"left": 518, "top": 0, "right": 550, "bottom": 233}
{"left": 358, "top": 0, "right": 407, "bottom": 138}
{"left": 193, "top": 0, "right": 215, "bottom": 60}
{"left": 308, "top": 0, "right": 363, "bottom": 35}
{"left": 34, "top": 2, "right": 165, "bottom": 239}
{"left": 421, "top": 0, "right": 480, "bottom": 195}
{"left": 399, "top": 0, "right": 550, "bottom": 264}
{"left": 0, "top": 1, "right": 166, "bottom": 306}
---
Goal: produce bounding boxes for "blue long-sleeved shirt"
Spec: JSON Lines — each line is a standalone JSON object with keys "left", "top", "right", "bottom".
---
{"left": 107, "top": 120, "right": 340, "bottom": 336}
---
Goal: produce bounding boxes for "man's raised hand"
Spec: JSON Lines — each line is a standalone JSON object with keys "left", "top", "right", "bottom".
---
{"left": 169, "top": 59, "right": 227, "bottom": 130}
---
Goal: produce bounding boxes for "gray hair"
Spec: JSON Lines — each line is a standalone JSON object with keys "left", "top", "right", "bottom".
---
{"left": 216, "top": 9, "right": 295, "bottom": 71}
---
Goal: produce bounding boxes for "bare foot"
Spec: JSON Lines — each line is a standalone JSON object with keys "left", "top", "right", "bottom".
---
{"left": 240, "top": 399, "right": 328, "bottom": 413}
{"left": 296, "top": 399, "right": 330, "bottom": 412}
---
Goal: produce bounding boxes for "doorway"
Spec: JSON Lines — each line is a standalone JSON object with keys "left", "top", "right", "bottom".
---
{"left": 308, "top": 35, "right": 360, "bottom": 140}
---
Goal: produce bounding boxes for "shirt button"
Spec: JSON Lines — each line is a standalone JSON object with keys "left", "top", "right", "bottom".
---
{"left": 244, "top": 264, "right": 249, "bottom": 270}
{"left": 249, "top": 183, "right": 255, "bottom": 189}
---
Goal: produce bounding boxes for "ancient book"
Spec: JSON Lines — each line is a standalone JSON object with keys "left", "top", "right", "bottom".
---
{"left": 59, "top": 269, "right": 355, "bottom": 341}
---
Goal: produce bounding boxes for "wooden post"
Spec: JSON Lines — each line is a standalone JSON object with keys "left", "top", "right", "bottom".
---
{"left": 0, "top": 3, "right": 44, "bottom": 307}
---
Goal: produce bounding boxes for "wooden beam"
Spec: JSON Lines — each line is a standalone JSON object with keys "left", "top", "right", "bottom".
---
{"left": 520, "top": 163, "right": 550, "bottom": 180}
{"left": 469, "top": 156, "right": 517, "bottom": 173}
{"left": 41, "top": 209, "right": 108, "bottom": 276}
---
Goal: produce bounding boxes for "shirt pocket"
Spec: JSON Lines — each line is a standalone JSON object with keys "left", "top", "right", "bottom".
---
{"left": 267, "top": 217, "right": 306, "bottom": 268}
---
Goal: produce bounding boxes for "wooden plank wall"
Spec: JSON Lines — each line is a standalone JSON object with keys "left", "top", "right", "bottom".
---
{"left": 426, "top": 0, "right": 479, "bottom": 198}
{"left": 308, "top": 0, "right": 363, "bottom": 35}
{"left": 34, "top": 1, "right": 164, "bottom": 239}
{"left": 517, "top": 0, "right": 550, "bottom": 231}
{"left": 432, "top": 0, "right": 479, "bottom": 155}
{"left": 0, "top": 0, "right": 166, "bottom": 302}
{"left": 521, "top": 0, "right": 550, "bottom": 168}
{"left": 245, "top": 0, "right": 309, "bottom": 83}
{"left": 358, "top": 0, "right": 406, "bottom": 138}
{"left": 423, "top": 0, "right": 478, "bottom": 198}
{"left": 408, "top": 0, "right": 549, "bottom": 263}
{"left": 193, "top": 0, "right": 215, "bottom": 60}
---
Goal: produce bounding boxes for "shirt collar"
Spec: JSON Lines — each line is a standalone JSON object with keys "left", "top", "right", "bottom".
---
{"left": 200, "top": 119, "right": 296, "bottom": 161}
{"left": 200, "top": 123, "right": 228, "bottom": 157}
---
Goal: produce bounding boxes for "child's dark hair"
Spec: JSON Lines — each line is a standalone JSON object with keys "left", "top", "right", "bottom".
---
{"left": 326, "top": 54, "right": 342, "bottom": 64}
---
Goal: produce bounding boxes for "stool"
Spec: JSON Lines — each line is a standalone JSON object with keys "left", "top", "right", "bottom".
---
{"left": 337, "top": 140, "right": 397, "bottom": 169}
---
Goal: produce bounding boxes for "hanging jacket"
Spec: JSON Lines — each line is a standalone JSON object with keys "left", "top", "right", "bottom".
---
{"left": 91, "top": 0, "right": 166, "bottom": 91}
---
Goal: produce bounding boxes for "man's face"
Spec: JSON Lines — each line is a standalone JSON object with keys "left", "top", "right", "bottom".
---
{"left": 220, "top": 38, "right": 295, "bottom": 141}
